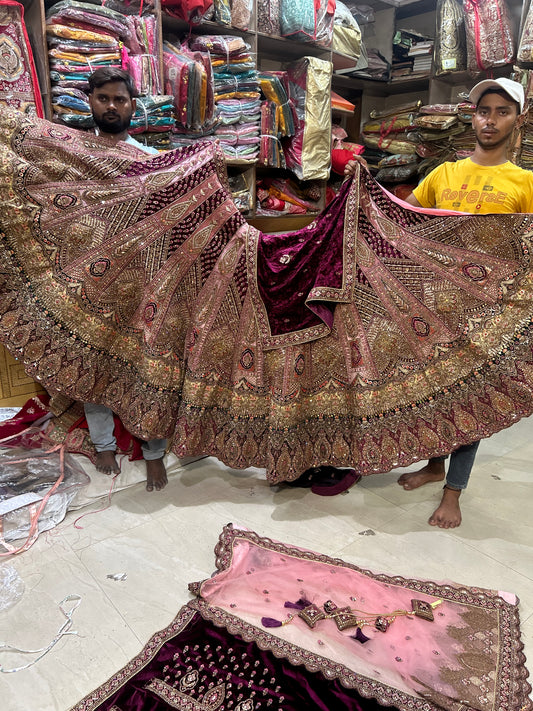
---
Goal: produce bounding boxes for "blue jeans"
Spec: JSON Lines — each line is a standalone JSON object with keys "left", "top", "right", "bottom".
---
{"left": 83, "top": 403, "right": 167, "bottom": 461}
{"left": 430, "top": 440, "right": 480, "bottom": 490}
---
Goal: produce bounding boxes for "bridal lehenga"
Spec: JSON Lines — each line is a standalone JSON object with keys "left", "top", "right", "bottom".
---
{"left": 1, "top": 105, "right": 533, "bottom": 481}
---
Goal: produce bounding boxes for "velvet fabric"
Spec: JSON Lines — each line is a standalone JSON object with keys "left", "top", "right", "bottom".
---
{"left": 72, "top": 610, "right": 378, "bottom": 711}
{"left": 72, "top": 525, "right": 532, "bottom": 711}
{"left": 3, "top": 106, "right": 533, "bottom": 481}
{"left": 256, "top": 182, "right": 349, "bottom": 337}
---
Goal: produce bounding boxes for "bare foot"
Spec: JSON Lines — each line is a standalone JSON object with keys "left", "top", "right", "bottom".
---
{"left": 397, "top": 458, "right": 445, "bottom": 490}
{"left": 428, "top": 486, "right": 462, "bottom": 528}
{"left": 145, "top": 458, "right": 167, "bottom": 492}
{"left": 94, "top": 450, "right": 120, "bottom": 475}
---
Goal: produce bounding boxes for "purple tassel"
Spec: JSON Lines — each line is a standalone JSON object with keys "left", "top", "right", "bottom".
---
{"left": 261, "top": 617, "right": 283, "bottom": 628}
{"left": 350, "top": 627, "right": 370, "bottom": 644}
{"left": 284, "top": 598, "right": 312, "bottom": 610}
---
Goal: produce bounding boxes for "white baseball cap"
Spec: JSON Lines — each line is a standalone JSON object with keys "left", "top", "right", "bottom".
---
{"left": 469, "top": 77, "right": 525, "bottom": 113}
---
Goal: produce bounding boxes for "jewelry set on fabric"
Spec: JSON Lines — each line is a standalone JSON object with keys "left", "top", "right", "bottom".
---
{"left": 262, "top": 596, "right": 442, "bottom": 642}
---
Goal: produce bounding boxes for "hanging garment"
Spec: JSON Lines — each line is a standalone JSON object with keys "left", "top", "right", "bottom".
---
{"left": 0, "top": 0, "right": 44, "bottom": 116}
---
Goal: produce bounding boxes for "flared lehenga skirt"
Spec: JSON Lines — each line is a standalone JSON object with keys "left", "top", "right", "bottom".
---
{"left": 1, "top": 105, "right": 533, "bottom": 481}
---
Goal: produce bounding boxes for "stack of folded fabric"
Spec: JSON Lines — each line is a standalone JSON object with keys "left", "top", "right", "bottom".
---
{"left": 258, "top": 71, "right": 295, "bottom": 168}
{"left": 256, "top": 176, "right": 322, "bottom": 214}
{"left": 361, "top": 101, "right": 420, "bottom": 158}
{"left": 163, "top": 40, "right": 216, "bottom": 134}
{"left": 189, "top": 34, "right": 261, "bottom": 160}
{"left": 412, "top": 102, "right": 476, "bottom": 178}
{"left": 391, "top": 29, "right": 414, "bottom": 79}
{"left": 408, "top": 35, "right": 434, "bottom": 76}
{"left": 46, "top": 0, "right": 161, "bottom": 126}
{"left": 129, "top": 95, "right": 176, "bottom": 148}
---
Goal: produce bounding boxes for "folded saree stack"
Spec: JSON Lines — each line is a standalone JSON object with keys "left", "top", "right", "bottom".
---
{"left": 164, "top": 40, "right": 216, "bottom": 134}
{"left": 189, "top": 34, "right": 261, "bottom": 160}
{"left": 46, "top": 0, "right": 161, "bottom": 126}
{"left": 257, "top": 71, "right": 294, "bottom": 168}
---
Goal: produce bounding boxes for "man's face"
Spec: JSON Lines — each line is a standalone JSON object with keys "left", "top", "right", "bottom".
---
{"left": 471, "top": 92, "right": 519, "bottom": 150}
{"left": 89, "top": 81, "right": 136, "bottom": 134}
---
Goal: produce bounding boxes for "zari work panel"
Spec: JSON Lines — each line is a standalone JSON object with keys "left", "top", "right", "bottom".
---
{"left": 2, "top": 106, "right": 533, "bottom": 481}
{"left": 71, "top": 525, "right": 532, "bottom": 711}
{"left": 0, "top": 0, "right": 44, "bottom": 116}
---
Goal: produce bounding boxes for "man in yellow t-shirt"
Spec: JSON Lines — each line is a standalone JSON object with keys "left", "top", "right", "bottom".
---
{"left": 404, "top": 78, "right": 530, "bottom": 528}
{"left": 345, "top": 77, "right": 530, "bottom": 529}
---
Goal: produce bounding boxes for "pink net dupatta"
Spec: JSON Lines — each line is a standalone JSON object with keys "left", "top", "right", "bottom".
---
{"left": 190, "top": 525, "right": 532, "bottom": 711}
{"left": 1, "top": 106, "right": 533, "bottom": 481}
{"left": 0, "top": 0, "right": 44, "bottom": 117}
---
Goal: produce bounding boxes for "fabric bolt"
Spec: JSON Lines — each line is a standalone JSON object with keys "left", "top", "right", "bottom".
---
{"left": 0, "top": 0, "right": 44, "bottom": 117}
{"left": 4, "top": 107, "right": 533, "bottom": 482}
{"left": 70, "top": 525, "right": 533, "bottom": 711}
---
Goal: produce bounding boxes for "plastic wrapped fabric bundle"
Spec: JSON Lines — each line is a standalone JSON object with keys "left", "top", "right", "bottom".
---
{"left": 284, "top": 56, "right": 332, "bottom": 180}
{"left": 124, "top": 51, "right": 161, "bottom": 96}
{"left": 259, "top": 100, "right": 286, "bottom": 168}
{"left": 375, "top": 163, "right": 419, "bottom": 183}
{"left": 518, "top": 3, "right": 533, "bottom": 65}
{"left": 231, "top": 0, "right": 253, "bottom": 30}
{"left": 129, "top": 95, "right": 176, "bottom": 134}
{"left": 434, "top": 0, "right": 466, "bottom": 75}
{"left": 46, "top": 23, "right": 118, "bottom": 45}
{"left": 315, "top": 0, "right": 335, "bottom": 48}
{"left": 257, "top": 0, "right": 281, "bottom": 35}
{"left": 378, "top": 153, "right": 418, "bottom": 168}
{"left": 258, "top": 71, "right": 295, "bottom": 137}
{"left": 280, "top": 0, "right": 316, "bottom": 41}
{"left": 464, "top": 0, "right": 515, "bottom": 72}
{"left": 45, "top": 0, "right": 132, "bottom": 40}
{"left": 164, "top": 42, "right": 215, "bottom": 131}
{"left": 414, "top": 115, "right": 458, "bottom": 130}
{"left": 213, "top": 0, "right": 231, "bottom": 25}
{"left": 332, "top": 0, "right": 361, "bottom": 58}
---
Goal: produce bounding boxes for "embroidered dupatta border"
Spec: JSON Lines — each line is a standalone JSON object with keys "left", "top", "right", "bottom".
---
{"left": 70, "top": 606, "right": 197, "bottom": 711}
{"left": 190, "top": 525, "right": 532, "bottom": 711}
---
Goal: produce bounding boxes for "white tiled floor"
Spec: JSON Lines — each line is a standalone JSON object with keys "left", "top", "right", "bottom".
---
{"left": 1, "top": 418, "right": 532, "bottom": 710}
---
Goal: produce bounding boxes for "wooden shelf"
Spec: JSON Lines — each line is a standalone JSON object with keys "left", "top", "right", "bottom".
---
{"left": 249, "top": 213, "right": 318, "bottom": 232}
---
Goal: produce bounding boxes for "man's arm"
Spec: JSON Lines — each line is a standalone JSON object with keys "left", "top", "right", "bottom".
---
{"left": 403, "top": 192, "right": 423, "bottom": 207}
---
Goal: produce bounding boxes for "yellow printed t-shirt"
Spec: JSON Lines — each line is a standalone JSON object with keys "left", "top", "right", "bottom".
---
{"left": 413, "top": 158, "right": 533, "bottom": 214}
